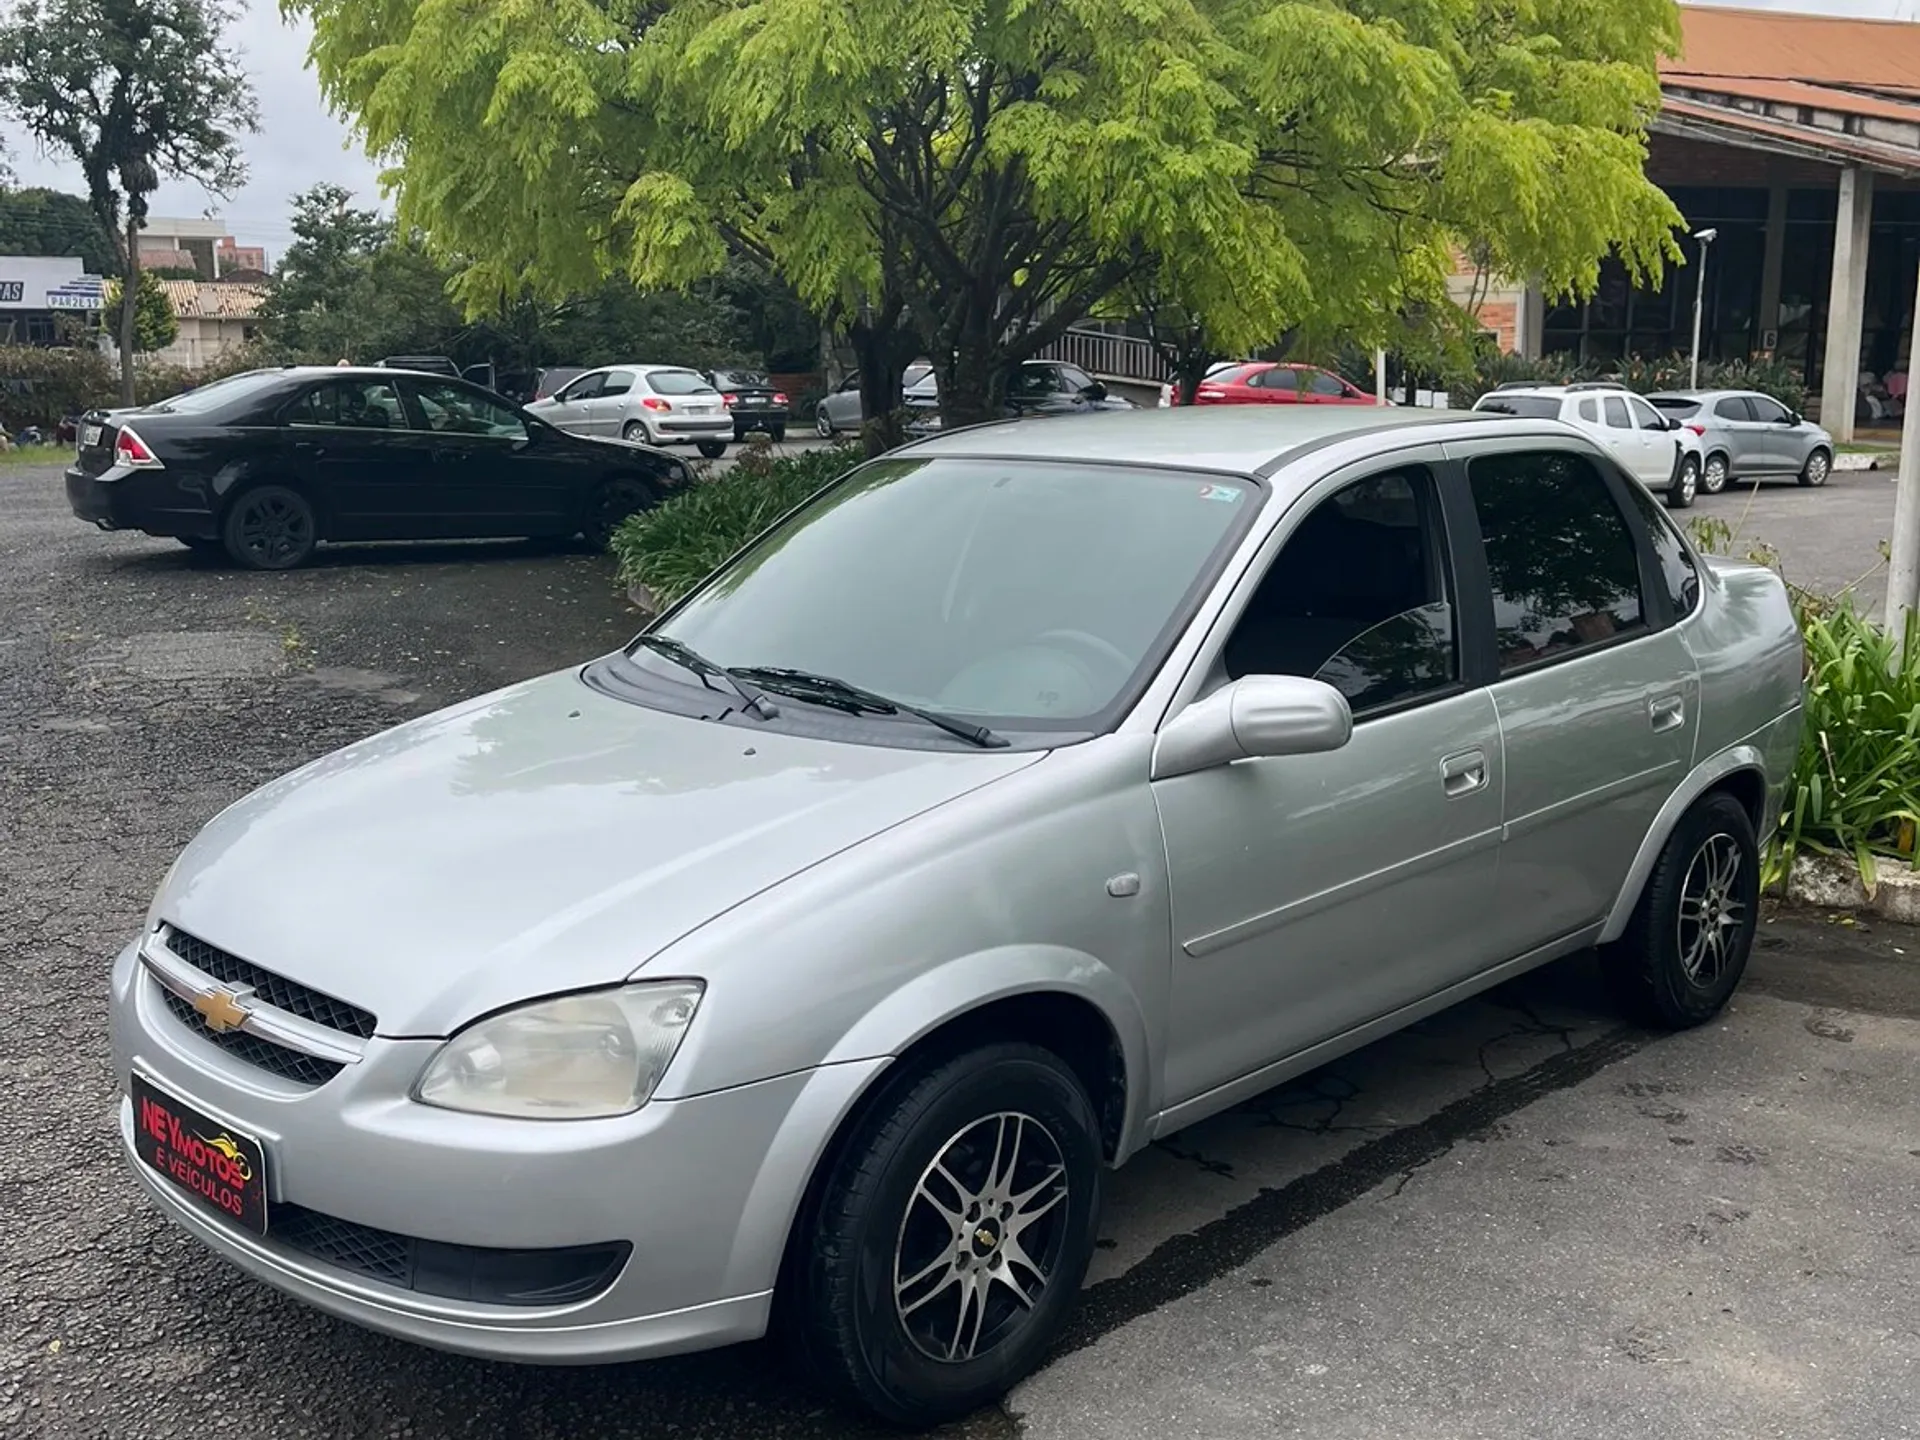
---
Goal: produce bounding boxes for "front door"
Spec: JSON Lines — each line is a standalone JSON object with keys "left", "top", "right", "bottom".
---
{"left": 282, "top": 376, "right": 435, "bottom": 538}
{"left": 1741, "top": 393, "right": 1798, "bottom": 472}
{"left": 542, "top": 371, "right": 605, "bottom": 435}
{"left": 1453, "top": 442, "right": 1697, "bottom": 955}
{"left": 1599, "top": 394, "right": 1655, "bottom": 483}
{"left": 583, "top": 369, "right": 637, "bottom": 436}
{"left": 403, "top": 379, "right": 571, "bottom": 536}
{"left": 1626, "top": 393, "right": 1679, "bottom": 487}
{"left": 1155, "top": 458, "right": 1505, "bottom": 1109}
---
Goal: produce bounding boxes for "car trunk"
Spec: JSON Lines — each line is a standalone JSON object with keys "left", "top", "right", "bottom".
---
{"left": 73, "top": 410, "right": 130, "bottom": 477}
{"left": 721, "top": 381, "right": 780, "bottom": 409}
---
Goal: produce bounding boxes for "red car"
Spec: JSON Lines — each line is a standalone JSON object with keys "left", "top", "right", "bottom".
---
{"left": 1175, "top": 361, "right": 1377, "bottom": 407}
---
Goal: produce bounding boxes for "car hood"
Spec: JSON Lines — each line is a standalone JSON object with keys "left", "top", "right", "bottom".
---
{"left": 154, "top": 669, "right": 1042, "bottom": 1036}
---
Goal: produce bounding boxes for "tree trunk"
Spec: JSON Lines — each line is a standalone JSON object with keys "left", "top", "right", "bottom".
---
{"left": 937, "top": 310, "right": 1001, "bottom": 431}
{"left": 848, "top": 316, "right": 915, "bottom": 458}
{"left": 119, "top": 214, "right": 139, "bottom": 407}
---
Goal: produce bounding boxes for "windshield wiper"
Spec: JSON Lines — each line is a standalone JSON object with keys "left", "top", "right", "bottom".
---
{"left": 732, "top": 666, "right": 1008, "bottom": 749}
{"left": 630, "top": 635, "right": 779, "bottom": 719}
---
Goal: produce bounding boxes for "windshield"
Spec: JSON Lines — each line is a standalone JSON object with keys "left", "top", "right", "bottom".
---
{"left": 648, "top": 370, "right": 717, "bottom": 396}
{"left": 904, "top": 363, "right": 934, "bottom": 387}
{"left": 1474, "top": 394, "right": 1561, "bottom": 419}
{"left": 644, "top": 457, "right": 1260, "bottom": 738}
{"left": 150, "top": 370, "right": 284, "bottom": 414}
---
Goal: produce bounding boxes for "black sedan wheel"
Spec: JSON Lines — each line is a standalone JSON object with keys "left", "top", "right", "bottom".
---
{"left": 582, "top": 475, "right": 656, "bottom": 551}
{"left": 222, "top": 485, "right": 318, "bottom": 570}
{"left": 697, "top": 439, "right": 728, "bottom": 459}
{"left": 786, "top": 1042, "right": 1101, "bottom": 1427}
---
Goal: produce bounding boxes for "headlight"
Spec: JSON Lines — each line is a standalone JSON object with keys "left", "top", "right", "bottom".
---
{"left": 413, "top": 981, "right": 704, "bottom": 1120}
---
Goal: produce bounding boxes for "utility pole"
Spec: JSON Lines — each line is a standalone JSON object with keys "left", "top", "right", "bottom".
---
{"left": 1689, "top": 228, "right": 1718, "bottom": 391}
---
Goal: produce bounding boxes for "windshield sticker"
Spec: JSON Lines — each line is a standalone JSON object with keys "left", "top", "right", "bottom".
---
{"left": 1196, "top": 484, "right": 1241, "bottom": 503}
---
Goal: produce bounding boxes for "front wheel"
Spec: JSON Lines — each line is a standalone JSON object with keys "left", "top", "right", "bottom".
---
{"left": 1600, "top": 791, "right": 1759, "bottom": 1029}
{"left": 816, "top": 409, "right": 836, "bottom": 438}
{"left": 1799, "top": 447, "right": 1831, "bottom": 487}
{"left": 696, "top": 439, "right": 728, "bottom": 459}
{"left": 1666, "top": 456, "right": 1698, "bottom": 509}
{"left": 785, "top": 1042, "right": 1102, "bottom": 1428}
{"left": 582, "top": 475, "right": 656, "bottom": 551}
{"left": 222, "top": 485, "right": 318, "bottom": 570}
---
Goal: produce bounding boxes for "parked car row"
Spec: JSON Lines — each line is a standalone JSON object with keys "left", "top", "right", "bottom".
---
{"left": 816, "top": 359, "right": 1137, "bottom": 436}
{"left": 65, "top": 366, "right": 689, "bottom": 569}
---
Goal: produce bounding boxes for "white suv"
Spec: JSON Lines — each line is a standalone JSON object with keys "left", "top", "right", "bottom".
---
{"left": 1472, "top": 382, "right": 1700, "bottom": 508}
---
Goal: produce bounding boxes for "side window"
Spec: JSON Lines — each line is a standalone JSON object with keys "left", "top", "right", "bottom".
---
{"left": 1468, "top": 451, "right": 1648, "bottom": 673}
{"left": 1715, "top": 396, "right": 1752, "bottom": 422}
{"left": 1059, "top": 365, "right": 1096, "bottom": 393}
{"left": 1625, "top": 395, "right": 1664, "bottom": 431}
{"left": 557, "top": 373, "right": 602, "bottom": 402}
{"left": 1602, "top": 396, "right": 1632, "bottom": 429}
{"left": 410, "top": 381, "right": 526, "bottom": 439}
{"left": 1747, "top": 395, "right": 1790, "bottom": 424}
{"left": 1618, "top": 478, "right": 1702, "bottom": 618}
{"left": 1222, "top": 468, "right": 1456, "bottom": 717}
{"left": 284, "top": 379, "right": 405, "bottom": 429}
{"left": 1308, "top": 370, "right": 1347, "bottom": 396}
{"left": 599, "top": 369, "right": 636, "bottom": 398}
{"left": 1577, "top": 398, "right": 1600, "bottom": 422}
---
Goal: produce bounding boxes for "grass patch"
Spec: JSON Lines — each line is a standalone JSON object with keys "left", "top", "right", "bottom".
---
{"left": 0, "top": 443, "right": 73, "bottom": 465}
{"left": 610, "top": 442, "right": 863, "bottom": 611}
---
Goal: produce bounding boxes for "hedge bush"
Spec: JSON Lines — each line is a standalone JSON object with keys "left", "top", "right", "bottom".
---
{"left": 1457, "top": 350, "right": 1809, "bottom": 414}
{"left": 609, "top": 442, "right": 863, "bottom": 610}
{"left": 0, "top": 344, "right": 277, "bottom": 429}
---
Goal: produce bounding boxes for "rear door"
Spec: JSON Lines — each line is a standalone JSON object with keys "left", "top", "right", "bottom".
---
{"left": 281, "top": 377, "right": 433, "bottom": 538}
{"left": 401, "top": 378, "right": 571, "bottom": 536}
{"left": 1448, "top": 438, "right": 1697, "bottom": 956}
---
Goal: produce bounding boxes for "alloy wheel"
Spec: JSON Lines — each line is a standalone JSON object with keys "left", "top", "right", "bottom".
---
{"left": 1676, "top": 832, "right": 1747, "bottom": 985}
{"left": 236, "top": 493, "right": 313, "bottom": 567}
{"left": 1804, "top": 451, "right": 1830, "bottom": 486}
{"left": 893, "top": 1111, "right": 1070, "bottom": 1364}
{"left": 1675, "top": 459, "right": 1698, "bottom": 505}
{"left": 1703, "top": 454, "right": 1729, "bottom": 494}
{"left": 816, "top": 410, "right": 834, "bottom": 438}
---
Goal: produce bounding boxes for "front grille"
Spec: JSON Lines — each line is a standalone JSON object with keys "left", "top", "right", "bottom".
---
{"left": 271, "top": 1203, "right": 631, "bottom": 1307}
{"left": 160, "top": 989, "right": 346, "bottom": 1087}
{"left": 162, "top": 927, "right": 377, "bottom": 1039}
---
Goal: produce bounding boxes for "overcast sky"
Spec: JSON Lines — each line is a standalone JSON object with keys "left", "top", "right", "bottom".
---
{"left": 3, "top": 0, "right": 1917, "bottom": 269}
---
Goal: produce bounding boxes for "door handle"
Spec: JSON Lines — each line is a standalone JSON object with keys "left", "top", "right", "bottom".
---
{"left": 1649, "top": 694, "right": 1686, "bottom": 732}
{"left": 1440, "top": 748, "right": 1488, "bottom": 798}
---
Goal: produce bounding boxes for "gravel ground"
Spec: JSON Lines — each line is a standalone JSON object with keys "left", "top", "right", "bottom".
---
{"left": 3, "top": 458, "right": 1917, "bottom": 1440}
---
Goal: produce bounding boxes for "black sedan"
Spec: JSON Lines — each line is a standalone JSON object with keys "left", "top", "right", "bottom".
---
{"left": 65, "top": 367, "right": 689, "bottom": 570}
{"left": 705, "top": 367, "right": 789, "bottom": 442}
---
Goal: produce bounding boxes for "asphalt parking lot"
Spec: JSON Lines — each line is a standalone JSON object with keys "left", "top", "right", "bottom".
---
{"left": 3, "top": 458, "right": 1917, "bottom": 1439}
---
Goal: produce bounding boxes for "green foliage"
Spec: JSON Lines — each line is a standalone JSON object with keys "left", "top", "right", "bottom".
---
{"left": 1684, "top": 516, "right": 1919, "bottom": 893}
{"left": 0, "top": 342, "right": 270, "bottom": 426}
{"left": 609, "top": 444, "right": 862, "bottom": 610}
{"left": 106, "top": 270, "right": 179, "bottom": 352}
{"left": 293, "top": 0, "right": 1685, "bottom": 425}
{"left": 0, "top": 186, "right": 118, "bottom": 274}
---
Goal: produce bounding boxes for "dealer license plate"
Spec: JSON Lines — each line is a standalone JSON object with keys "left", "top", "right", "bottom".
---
{"left": 131, "top": 1073, "right": 269, "bottom": 1236}
{"left": 81, "top": 423, "right": 101, "bottom": 447}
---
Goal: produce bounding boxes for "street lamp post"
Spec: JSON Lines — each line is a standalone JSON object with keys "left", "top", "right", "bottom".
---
{"left": 1689, "top": 228, "right": 1718, "bottom": 390}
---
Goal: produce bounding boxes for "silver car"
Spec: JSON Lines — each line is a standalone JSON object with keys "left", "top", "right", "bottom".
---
{"left": 1646, "top": 389, "right": 1834, "bottom": 493}
{"left": 814, "top": 359, "right": 935, "bottom": 437}
{"left": 527, "top": 365, "right": 733, "bottom": 457}
{"left": 112, "top": 407, "right": 1803, "bottom": 1427}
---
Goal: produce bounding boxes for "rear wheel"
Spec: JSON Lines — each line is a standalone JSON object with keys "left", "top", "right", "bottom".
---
{"left": 1600, "top": 791, "right": 1759, "bottom": 1029}
{"left": 771, "top": 425, "right": 787, "bottom": 444}
{"left": 177, "top": 536, "right": 224, "bottom": 558}
{"left": 785, "top": 1042, "right": 1102, "bottom": 1428}
{"left": 621, "top": 420, "right": 650, "bottom": 444}
{"left": 1799, "top": 447, "right": 1831, "bottom": 487}
{"left": 582, "top": 475, "right": 656, "bottom": 551}
{"left": 222, "top": 485, "right": 318, "bottom": 570}
{"left": 696, "top": 439, "right": 728, "bottom": 459}
{"left": 1666, "top": 456, "right": 1698, "bottom": 509}
{"left": 816, "top": 409, "right": 836, "bottom": 438}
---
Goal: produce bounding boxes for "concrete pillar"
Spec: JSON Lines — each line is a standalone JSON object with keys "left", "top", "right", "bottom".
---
{"left": 1758, "top": 182, "right": 1789, "bottom": 343}
{"left": 1819, "top": 166, "right": 1875, "bottom": 443}
{"left": 1893, "top": 256, "right": 1920, "bottom": 648}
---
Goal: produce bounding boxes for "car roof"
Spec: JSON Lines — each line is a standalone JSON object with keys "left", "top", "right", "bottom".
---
{"left": 897, "top": 405, "right": 1505, "bottom": 476}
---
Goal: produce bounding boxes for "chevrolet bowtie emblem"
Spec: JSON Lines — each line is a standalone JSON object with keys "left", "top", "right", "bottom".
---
{"left": 192, "top": 987, "right": 252, "bottom": 1034}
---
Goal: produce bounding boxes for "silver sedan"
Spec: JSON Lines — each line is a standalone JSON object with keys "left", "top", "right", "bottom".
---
{"left": 1647, "top": 389, "right": 1834, "bottom": 493}
{"left": 527, "top": 364, "right": 733, "bottom": 457}
{"left": 111, "top": 407, "right": 1803, "bottom": 1427}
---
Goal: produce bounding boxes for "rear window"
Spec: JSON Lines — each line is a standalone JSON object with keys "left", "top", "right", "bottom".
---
{"left": 904, "top": 363, "right": 933, "bottom": 387}
{"left": 1648, "top": 397, "right": 1701, "bottom": 417}
{"left": 146, "top": 369, "right": 285, "bottom": 415}
{"left": 713, "top": 370, "right": 769, "bottom": 388}
{"left": 1474, "top": 395, "right": 1561, "bottom": 419}
{"left": 1207, "top": 365, "right": 1257, "bottom": 385}
{"left": 648, "top": 370, "right": 718, "bottom": 396}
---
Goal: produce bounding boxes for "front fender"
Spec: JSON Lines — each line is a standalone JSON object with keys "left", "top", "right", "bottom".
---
{"left": 817, "top": 943, "right": 1157, "bottom": 1161}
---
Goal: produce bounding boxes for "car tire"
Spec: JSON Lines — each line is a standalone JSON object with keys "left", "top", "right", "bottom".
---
{"left": 1666, "top": 456, "right": 1698, "bottom": 509}
{"left": 816, "top": 409, "right": 836, "bottom": 438}
{"left": 1600, "top": 791, "right": 1760, "bottom": 1030}
{"left": 581, "top": 475, "right": 657, "bottom": 551}
{"left": 177, "top": 536, "right": 224, "bottom": 558}
{"left": 1798, "top": 447, "right": 1831, "bottom": 488}
{"left": 1702, "top": 453, "right": 1730, "bottom": 495}
{"left": 771, "top": 425, "right": 787, "bottom": 444}
{"left": 785, "top": 1041, "right": 1103, "bottom": 1428}
{"left": 696, "top": 439, "right": 727, "bottom": 459}
{"left": 621, "top": 421, "right": 649, "bottom": 444}
{"left": 221, "top": 485, "right": 319, "bottom": 571}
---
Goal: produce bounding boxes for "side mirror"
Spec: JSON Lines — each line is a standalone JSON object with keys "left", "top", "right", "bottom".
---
{"left": 1663, "top": 416, "right": 1682, "bottom": 431}
{"left": 1151, "top": 675, "right": 1353, "bottom": 780}
{"left": 1083, "top": 381, "right": 1108, "bottom": 401}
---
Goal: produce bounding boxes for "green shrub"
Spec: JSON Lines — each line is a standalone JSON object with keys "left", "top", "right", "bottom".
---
{"left": 1460, "top": 350, "right": 1809, "bottom": 414}
{"left": 0, "top": 343, "right": 277, "bottom": 428}
{"left": 609, "top": 442, "right": 863, "bottom": 610}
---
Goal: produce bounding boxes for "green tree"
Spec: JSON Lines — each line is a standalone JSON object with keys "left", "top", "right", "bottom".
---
{"left": 106, "top": 268, "right": 178, "bottom": 352}
{"left": 0, "top": 186, "right": 119, "bottom": 274}
{"left": 0, "top": 0, "right": 256, "bottom": 403}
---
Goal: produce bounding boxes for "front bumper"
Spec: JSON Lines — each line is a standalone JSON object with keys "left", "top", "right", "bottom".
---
{"left": 109, "top": 938, "right": 884, "bottom": 1363}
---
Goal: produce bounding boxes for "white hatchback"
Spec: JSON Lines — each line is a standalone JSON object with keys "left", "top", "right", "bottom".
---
{"left": 1473, "top": 383, "right": 1700, "bottom": 508}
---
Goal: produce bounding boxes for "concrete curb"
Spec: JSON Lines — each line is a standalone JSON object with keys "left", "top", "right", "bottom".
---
{"left": 1833, "top": 450, "right": 1899, "bottom": 472}
{"left": 1787, "top": 853, "right": 1920, "bottom": 925}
